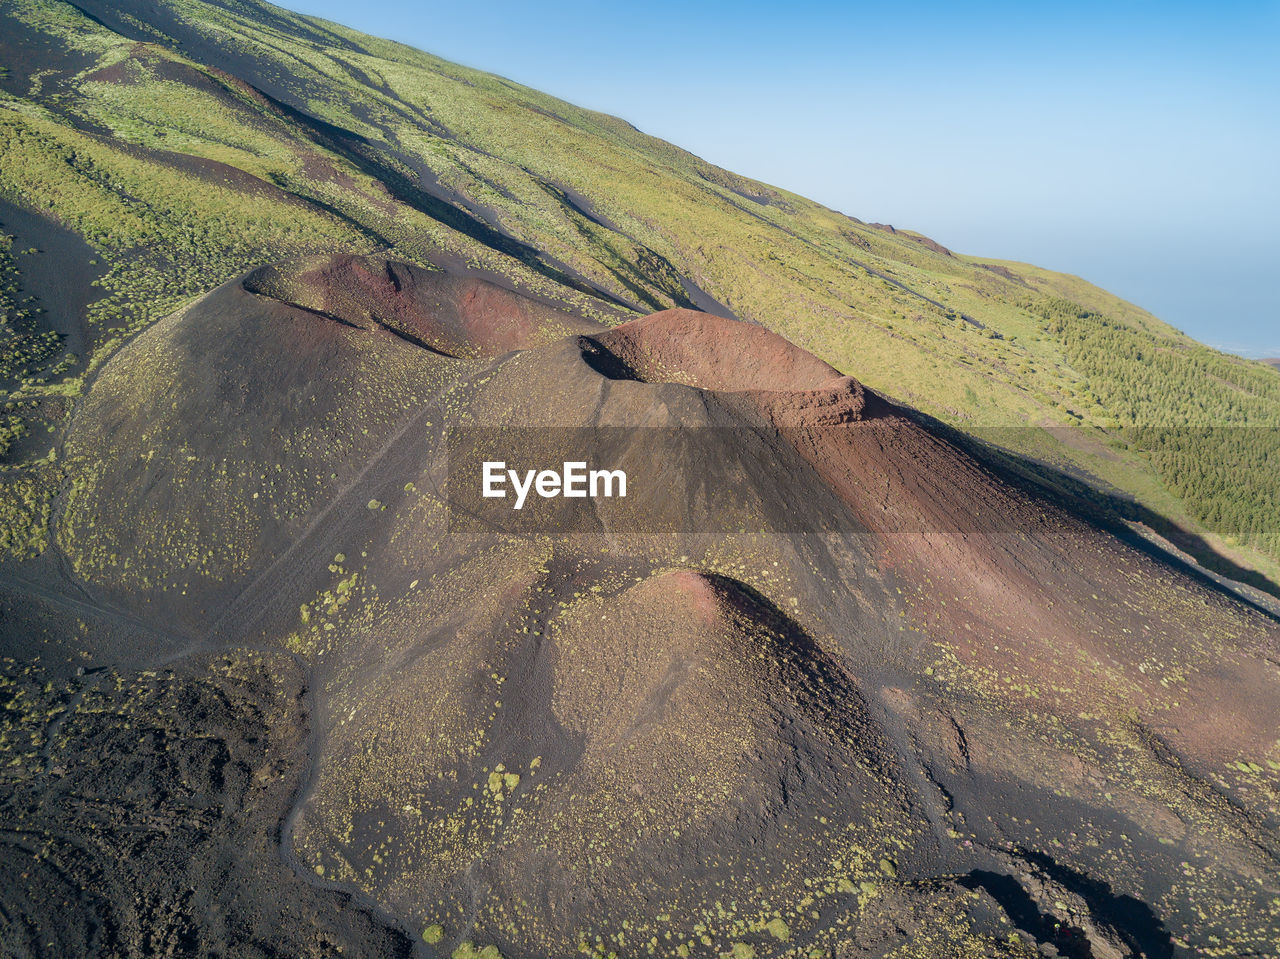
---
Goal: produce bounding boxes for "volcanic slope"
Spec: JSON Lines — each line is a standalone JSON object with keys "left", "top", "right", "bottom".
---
{"left": 13, "top": 255, "right": 1278, "bottom": 959}
{"left": 3, "top": 0, "right": 1280, "bottom": 585}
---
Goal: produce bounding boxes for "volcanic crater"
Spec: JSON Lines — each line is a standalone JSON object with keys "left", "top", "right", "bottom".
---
{"left": 5, "top": 255, "right": 1279, "bottom": 959}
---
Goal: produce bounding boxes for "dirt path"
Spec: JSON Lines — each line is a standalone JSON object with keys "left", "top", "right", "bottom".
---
{"left": 202, "top": 352, "right": 512, "bottom": 651}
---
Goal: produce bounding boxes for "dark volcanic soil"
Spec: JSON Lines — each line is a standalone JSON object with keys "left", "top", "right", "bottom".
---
{"left": 0, "top": 651, "right": 415, "bottom": 958}
{"left": 2, "top": 255, "right": 1278, "bottom": 959}
{"left": 0, "top": 198, "right": 104, "bottom": 361}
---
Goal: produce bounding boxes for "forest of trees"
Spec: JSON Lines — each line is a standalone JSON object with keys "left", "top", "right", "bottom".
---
{"left": 1034, "top": 297, "right": 1280, "bottom": 559}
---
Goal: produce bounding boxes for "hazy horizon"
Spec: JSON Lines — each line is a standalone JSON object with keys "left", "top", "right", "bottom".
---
{"left": 291, "top": 0, "right": 1280, "bottom": 357}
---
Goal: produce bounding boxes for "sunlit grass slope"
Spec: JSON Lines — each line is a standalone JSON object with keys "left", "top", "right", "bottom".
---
{"left": 1, "top": 0, "right": 1277, "bottom": 580}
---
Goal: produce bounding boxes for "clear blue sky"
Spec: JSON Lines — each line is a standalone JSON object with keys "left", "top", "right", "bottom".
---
{"left": 288, "top": 0, "right": 1280, "bottom": 357}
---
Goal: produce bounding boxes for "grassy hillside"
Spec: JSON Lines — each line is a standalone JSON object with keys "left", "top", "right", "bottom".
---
{"left": 1, "top": 0, "right": 1278, "bottom": 584}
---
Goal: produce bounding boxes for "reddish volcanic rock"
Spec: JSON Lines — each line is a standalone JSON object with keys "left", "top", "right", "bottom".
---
{"left": 591, "top": 308, "right": 845, "bottom": 392}
{"left": 245, "top": 253, "right": 601, "bottom": 357}
{"left": 587, "top": 308, "right": 882, "bottom": 426}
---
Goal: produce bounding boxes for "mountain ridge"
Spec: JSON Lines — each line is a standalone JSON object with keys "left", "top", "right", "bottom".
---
{"left": 7, "top": 250, "right": 1276, "bottom": 958}
{"left": 2, "top": 0, "right": 1278, "bottom": 588}
{"left": 1, "top": 9, "right": 1280, "bottom": 954}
